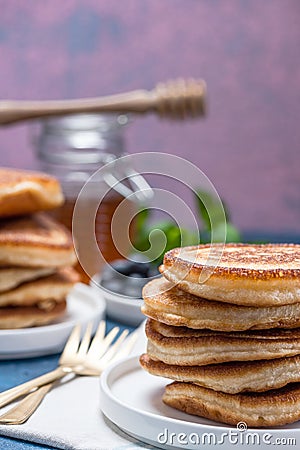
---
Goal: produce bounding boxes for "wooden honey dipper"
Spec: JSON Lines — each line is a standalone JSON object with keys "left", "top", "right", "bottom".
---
{"left": 0, "top": 78, "right": 206, "bottom": 125}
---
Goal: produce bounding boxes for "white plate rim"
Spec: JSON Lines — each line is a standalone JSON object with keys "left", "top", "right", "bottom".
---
{"left": 0, "top": 283, "right": 106, "bottom": 358}
{"left": 90, "top": 275, "right": 144, "bottom": 326}
{"left": 100, "top": 356, "right": 300, "bottom": 449}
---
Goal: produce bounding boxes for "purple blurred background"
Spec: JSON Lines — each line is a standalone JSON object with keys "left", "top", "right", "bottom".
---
{"left": 0, "top": 0, "right": 300, "bottom": 236}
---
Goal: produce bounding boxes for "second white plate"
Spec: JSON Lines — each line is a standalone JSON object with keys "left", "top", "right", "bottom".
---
{"left": 0, "top": 283, "right": 105, "bottom": 359}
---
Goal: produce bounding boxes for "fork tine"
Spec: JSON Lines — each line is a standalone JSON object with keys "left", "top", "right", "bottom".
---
{"left": 112, "top": 329, "right": 139, "bottom": 360}
{"left": 88, "top": 325, "right": 119, "bottom": 359}
{"left": 95, "top": 320, "right": 106, "bottom": 341}
{"left": 97, "top": 329, "right": 129, "bottom": 367}
{"left": 87, "top": 320, "right": 106, "bottom": 356}
{"left": 106, "top": 330, "right": 139, "bottom": 367}
{"left": 59, "top": 324, "right": 81, "bottom": 363}
{"left": 77, "top": 322, "right": 93, "bottom": 359}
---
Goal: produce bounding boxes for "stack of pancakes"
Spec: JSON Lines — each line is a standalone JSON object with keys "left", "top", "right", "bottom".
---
{"left": 140, "top": 243, "right": 300, "bottom": 427}
{"left": 0, "top": 168, "right": 79, "bottom": 328}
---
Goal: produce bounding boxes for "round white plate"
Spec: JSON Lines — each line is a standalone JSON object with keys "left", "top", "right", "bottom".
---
{"left": 0, "top": 283, "right": 105, "bottom": 359}
{"left": 100, "top": 356, "right": 300, "bottom": 450}
{"left": 91, "top": 275, "right": 144, "bottom": 327}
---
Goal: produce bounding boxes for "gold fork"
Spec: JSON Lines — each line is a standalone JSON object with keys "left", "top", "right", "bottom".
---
{"left": 0, "top": 321, "right": 137, "bottom": 424}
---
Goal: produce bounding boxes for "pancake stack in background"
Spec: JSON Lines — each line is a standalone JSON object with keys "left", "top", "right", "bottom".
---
{"left": 140, "top": 243, "right": 300, "bottom": 427}
{"left": 0, "top": 168, "right": 79, "bottom": 329}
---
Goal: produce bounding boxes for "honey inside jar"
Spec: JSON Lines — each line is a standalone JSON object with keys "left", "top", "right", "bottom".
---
{"left": 49, "top": 190, "right": 136, "bottom": 283}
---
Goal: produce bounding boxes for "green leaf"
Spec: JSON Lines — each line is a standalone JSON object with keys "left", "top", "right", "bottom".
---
{"left": 195, "top": 189, "right": 229, "bottom": 232}
{"left": 133, "top": 189, "right": 241, "bottom": 266}
{"left": 225, "top": 223, "right": 241, "bottom": 242}
{"left": 135, "top": 207, "right": 150, "bottom": 235}
{"left": 134, "top": 220, "right": 200, "bottom": 265}
{"left": 181, "top": 229, "right": 199, "bottom": 246}
{"left": 209, "top": 222, "right": 241, "bottom": 243}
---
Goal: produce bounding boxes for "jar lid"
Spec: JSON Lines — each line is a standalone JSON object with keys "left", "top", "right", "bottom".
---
{"left": 36, "top": 113, "right": 129, "bottom": 166}
{"left": 42, "top": 113, "right": 129, "bottom": 133}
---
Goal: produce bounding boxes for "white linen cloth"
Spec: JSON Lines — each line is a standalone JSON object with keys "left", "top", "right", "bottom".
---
{"left": 0, "top": 323, "right": 154, "bottom": 450}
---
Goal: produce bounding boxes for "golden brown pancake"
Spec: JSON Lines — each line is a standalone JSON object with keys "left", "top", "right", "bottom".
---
{"left": 161, "top": 243, "right": 300, "bottom": 306}
{"left": 146, "top": 319, "right": 300, "bottom": 365}
{"left": 0, "top": 213, "right": 76, "bottom": 268}
{"left": 0, "top": 267, "right": 55, "bottom": 293}
{"left": 140, "top": 353, "right": 300, "bottom": 393}
{"left": 0, "top": 300, "right": 67, "bottom": 329}
{"left": 142, "top": 277, "right": 300, "bottom": 331}
{"left": 163, "top": 381, "right": 300, "bottom": 427}
{"left": 0, "top": 267, "right": 79, "bottom": 307}
{"left": 0, "top": 168, "right": 63, "bottom": 218}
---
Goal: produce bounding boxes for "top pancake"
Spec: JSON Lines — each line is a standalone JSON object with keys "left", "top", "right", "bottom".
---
{"left": 0, "top": 213, "right": 76, "bottom": 268}
{"left": 0, "top": 168, "right": 63, "bottom": 218}
{"left": 162, "top": 243, "right": 300, "bottom": 306}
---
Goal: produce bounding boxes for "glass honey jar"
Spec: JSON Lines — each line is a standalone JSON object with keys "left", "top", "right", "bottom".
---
{"left": 35, "top": 113, "right": 148, "bottom": 282}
